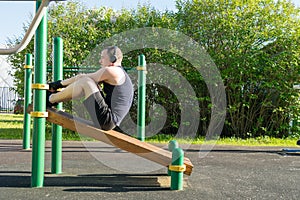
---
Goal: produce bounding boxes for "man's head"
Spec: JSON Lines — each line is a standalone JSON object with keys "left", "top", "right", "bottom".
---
{"left": 100, "top": 46, "right": 123, "bottom": 67}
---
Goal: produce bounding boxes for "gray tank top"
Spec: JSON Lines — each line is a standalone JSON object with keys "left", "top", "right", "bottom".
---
{"left": 103, "top": 66, "right": 133, "bottom": 126}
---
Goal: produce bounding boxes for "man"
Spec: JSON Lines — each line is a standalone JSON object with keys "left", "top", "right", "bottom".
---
{"left": 47, "top": 46, "right": 133, "bottom": 130}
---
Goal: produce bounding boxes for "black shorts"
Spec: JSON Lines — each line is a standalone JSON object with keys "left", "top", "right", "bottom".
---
{"left": 83, "top": 91, "right": 116, "bottom": 130}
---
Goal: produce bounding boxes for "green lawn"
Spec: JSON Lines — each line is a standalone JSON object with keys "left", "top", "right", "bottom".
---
{"left": 0, "top": 114, "right": 24, "bottom": 139}
{"left": 0, "top": 113, "right": 81, "bottom": 140}
{"left": 147, "top": 135, "right": 299, "bottom": 147}
{"left": 0, "top": 113, "right": 299, "bottom": 147}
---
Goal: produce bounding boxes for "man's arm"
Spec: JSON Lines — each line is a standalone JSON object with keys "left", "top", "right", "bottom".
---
{"left": 60, "top": 67, "right": 109, "bottom": 86}
{"left": 60, "top": 74, "right": 87, "bottom": 86}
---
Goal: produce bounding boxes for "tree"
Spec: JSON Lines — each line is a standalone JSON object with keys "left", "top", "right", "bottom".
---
{"left": 176, "top": 0, "right": 300, "bottom": 138}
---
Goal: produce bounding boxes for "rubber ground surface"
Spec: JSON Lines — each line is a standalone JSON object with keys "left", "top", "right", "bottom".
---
{"left": 0, "top": 140, "right": 299, "bottom": 200}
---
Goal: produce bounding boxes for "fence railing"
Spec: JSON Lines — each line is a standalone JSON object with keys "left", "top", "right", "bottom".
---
{"left": 0, "top": 87, "right": 19, "bottom": 113}
{"left": 47, "top": 66, "right": 135, "bottom": 74}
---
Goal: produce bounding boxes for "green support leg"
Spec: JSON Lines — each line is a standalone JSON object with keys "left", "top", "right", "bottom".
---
{"left": 51, "top": 37, "right": 63, "bottom": 174}
{"left": 170, "top": 147, "right": 184, "bottom": 190}
{"left": 137, "top": 54, "right": 146, "bottom": 141}
{"left": 23, "top": 54, "right": 33, "bottom": 150}
{"left": 31, "top": 0, "right": 48, "bottom": 188}
{"left": 168, "top": 140, "right": 178, "bottom": 176}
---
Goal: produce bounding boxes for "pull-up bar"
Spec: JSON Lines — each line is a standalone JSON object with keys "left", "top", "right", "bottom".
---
{"left": 0, "top": 0, "right": 65, "bottom": 55}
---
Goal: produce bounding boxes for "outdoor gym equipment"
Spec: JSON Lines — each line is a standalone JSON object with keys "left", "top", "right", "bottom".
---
{"left": 51, "top": 37, "right": 63, "bottom": 174}
{"left": 6, "top": 0, "right": 191, "bottom": 189}
{"left": 137, "top": 55, "right": 146, "bottom": 141}
{"left": 168, "top": 140, "right": 185, "bottom": 190}
{"left": 23, "top": 54, "right": 33, "bottom": 150}
{"left": 27, "top": 104, "right": 194, "bottom": 176}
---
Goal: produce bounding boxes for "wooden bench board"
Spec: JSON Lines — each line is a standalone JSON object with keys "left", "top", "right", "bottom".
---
{"left": 30, "top": 106, "right": 193, "bottom": 175}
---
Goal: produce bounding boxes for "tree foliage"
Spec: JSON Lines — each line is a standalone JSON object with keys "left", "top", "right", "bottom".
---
{"left": 7, "top": 0, "right": 300, "bottom": 138}
{"left": 176, "top": 0, "right": 300, "bottom": 138}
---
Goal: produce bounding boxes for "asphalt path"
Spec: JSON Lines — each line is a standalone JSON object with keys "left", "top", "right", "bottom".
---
{"left": 0, "top": 140, "right": 299, "bottom": 200}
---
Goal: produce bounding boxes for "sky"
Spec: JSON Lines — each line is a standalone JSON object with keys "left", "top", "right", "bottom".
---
{"left": 0, "top": 0, "right": 177, "bottom": 46}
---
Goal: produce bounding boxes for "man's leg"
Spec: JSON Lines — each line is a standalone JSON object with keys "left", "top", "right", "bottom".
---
{"left": 49, "top": 76, "right": 115, "bottom": 130}
{"left": 83, "top": 91, "right": 116, "bottom": 130}
{"left": 49, "top": 76, "right": 99, "bottom": 103}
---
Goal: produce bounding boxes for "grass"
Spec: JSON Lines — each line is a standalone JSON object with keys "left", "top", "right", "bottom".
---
{"left": 0, "top": 113, "right": 24, "bottom": 139}
{"left": 0, "top": 113, "right": 81, "bottom": 141}
{"left": 147, "top": 135, "right": 299, "bottom": 147}
{"left": 0, "top": 113, "right": 299, "bottom": 147}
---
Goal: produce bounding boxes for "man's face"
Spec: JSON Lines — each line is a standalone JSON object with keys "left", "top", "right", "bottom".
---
{"left": 99, "top": 49, "right": 111, "bottom": 67}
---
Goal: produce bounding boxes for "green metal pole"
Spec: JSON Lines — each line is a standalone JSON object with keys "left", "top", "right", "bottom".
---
{"left": 31, "top": 0, "right": 47, "bottom": 188}
{"left": 168, "top": 140, "right": 178, "bottom": 176}
{"left": 51, "top": 37, "right": 63, "bottom": 174}
{"left": 137, "top": 54, "right": 146, "bottom": 141}
{"left": 23, "top": 54, "right": 33, "bottom": 150}
{"left": 170, "top": 148, "right": 184, "bottom": 190}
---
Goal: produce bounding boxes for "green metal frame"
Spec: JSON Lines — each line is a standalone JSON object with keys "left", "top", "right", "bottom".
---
{"left": 168, "top": 140, "right": 179, "bottom": 176}
{"left": 137, "top": 54, "right": 146, "bottom": 141}
{"left": 23, "top": 54, "right": 33, "bottom": 150}
{"left": 51, "top": 37, "right": 63, "bottom": 174}
{"left": 31, "top": 0, "right": 48, "bottom": 187}
{"left": 170, "top": 147, "right": 184, "bottom": 190}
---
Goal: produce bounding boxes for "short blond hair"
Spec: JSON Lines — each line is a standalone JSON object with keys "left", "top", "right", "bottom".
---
{"left": 105, "top": 46, "right": 123, "bottom": 62}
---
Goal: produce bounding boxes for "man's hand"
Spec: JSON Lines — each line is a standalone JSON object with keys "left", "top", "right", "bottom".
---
{"left": 49, "top": 80, "right": 64, "bottom": 91}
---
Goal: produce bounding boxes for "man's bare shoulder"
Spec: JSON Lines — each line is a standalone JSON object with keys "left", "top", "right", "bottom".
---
{"left": 102, "top": 66, "right": 125, "bottom": 85}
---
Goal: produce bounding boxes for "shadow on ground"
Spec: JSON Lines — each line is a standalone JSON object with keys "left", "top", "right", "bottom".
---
{"left": 0, "top": 171, "right": 171, "bottom": 192}
{"left": 185, "top": 148, "right": 300, "bottom": 156}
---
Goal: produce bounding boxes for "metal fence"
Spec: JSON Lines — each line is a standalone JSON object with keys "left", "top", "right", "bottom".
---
{"left": 0, "top": 87, "right": 19, "bottom": 113}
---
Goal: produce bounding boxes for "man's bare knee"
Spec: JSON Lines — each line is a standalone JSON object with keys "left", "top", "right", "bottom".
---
{"left": 76, "top": 76, "right": 99, "bottom": 98}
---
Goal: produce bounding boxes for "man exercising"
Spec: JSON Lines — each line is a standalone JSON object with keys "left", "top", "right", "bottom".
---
{"left": 47, "top": 46, "right": 133, "bottom": 130}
